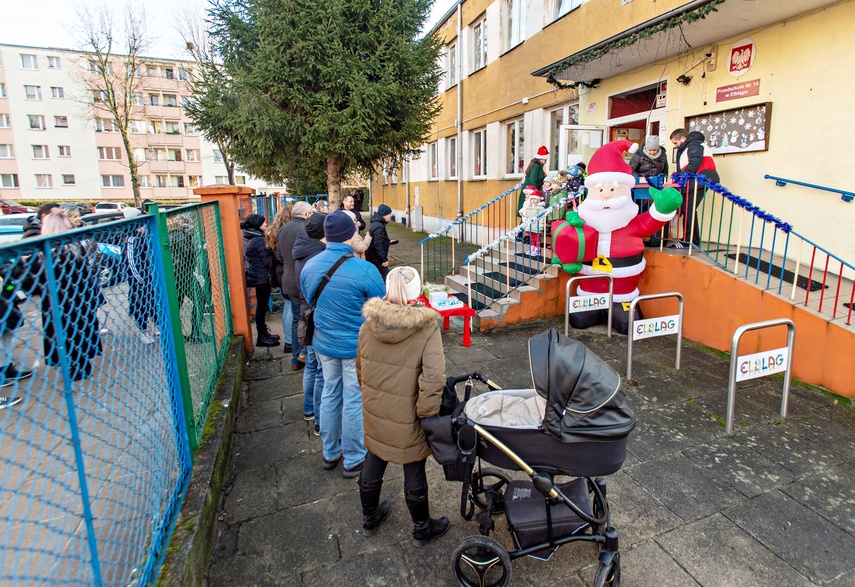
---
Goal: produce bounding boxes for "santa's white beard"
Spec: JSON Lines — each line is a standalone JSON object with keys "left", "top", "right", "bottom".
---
{"left": 578, "top": 196, "right": 638, "bottom": 233}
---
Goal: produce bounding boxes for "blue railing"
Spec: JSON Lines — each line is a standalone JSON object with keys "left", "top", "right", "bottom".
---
{"left": 764, "top": 174, "right": 855, "bottom": 203}
{"left": 0, "top": 205, "right": 232, "bottom": 584}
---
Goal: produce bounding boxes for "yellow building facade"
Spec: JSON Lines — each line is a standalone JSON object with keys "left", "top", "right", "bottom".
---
{"left": 370, "top": 0, "right": 855, "bottom": 261}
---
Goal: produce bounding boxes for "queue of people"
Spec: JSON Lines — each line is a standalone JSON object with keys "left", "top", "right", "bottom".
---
{"left": 241, "top": 195, "right": 450, "bottom": 546}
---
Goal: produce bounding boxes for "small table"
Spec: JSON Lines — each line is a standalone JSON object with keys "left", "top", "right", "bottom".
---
{"left": 417, "top": 295, "right": 477, "bottom": 347}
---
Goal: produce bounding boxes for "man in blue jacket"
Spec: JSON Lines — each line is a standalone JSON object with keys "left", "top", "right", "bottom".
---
{"left": 300, "top": 211, "right": 386, "bottom": 477}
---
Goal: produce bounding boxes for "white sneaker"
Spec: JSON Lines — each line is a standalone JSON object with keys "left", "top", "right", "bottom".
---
{"left": 0, "top": 397, "right": 23, "bottom": 410}
{"left": 140, "top": 331, "right": 155, "bottom": 345}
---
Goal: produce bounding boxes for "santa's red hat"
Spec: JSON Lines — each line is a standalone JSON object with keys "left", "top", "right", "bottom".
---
{"left": 523, "top": 186, "right": 543, "bottom": 200}
{"left": 536, "top": 146, "right": 549, "bottom": 159}
{"left": 584, "top": 140, "right": 638, "bottom": 189}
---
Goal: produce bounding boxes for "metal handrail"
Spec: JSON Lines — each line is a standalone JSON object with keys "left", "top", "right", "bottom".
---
{"left": 419, "top": 183, "right": 522, "bottom": 245}
{"left": 764, "top": 174, "right": 855, "bottom": 203}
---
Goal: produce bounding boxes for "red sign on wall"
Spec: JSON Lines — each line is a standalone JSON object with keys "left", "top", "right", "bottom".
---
{"left": 716, "top": 79, "right": 761, "bottom": 102}
{"left": 729, "top": 39, "right": 755, "bottom": 77}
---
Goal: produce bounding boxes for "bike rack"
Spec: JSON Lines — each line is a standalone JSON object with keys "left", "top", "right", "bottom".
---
{"left": 565, "top": 275, "right": 614, "bottom": 338}
{"left": 626, "top": 292, "right": 683, "bottom": 381}
{"left": 726, "top": 318, "right": 796, "bottom": 434}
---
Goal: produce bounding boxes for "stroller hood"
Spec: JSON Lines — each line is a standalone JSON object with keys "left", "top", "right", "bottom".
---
{"left": 529, "top": 328, "right": 635, "bottom": 442}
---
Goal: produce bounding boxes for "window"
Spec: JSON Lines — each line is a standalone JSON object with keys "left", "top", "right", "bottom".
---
{"left": 185, "top": 149, "right": 200, "bottom": 162}
{"left": 164, "top": 67, "right": 174, "bottom": 80}
{"left": 504, "top": 118, "right": 525, "bottom": 175}
{"left": 133, "top": 147, "right": 147, "bottom": 161}
{"left": 148, "top": 120, "right": 162, "bottom": 134}
{"left": 427, "top": 143, "right": 438, "bottom": 180}
{"left": 132, "top": 93, "right": 144, "bottom": 106}
{"left": 188, "top": 175, "right": 201, "bottom": 188}
{"left": 129, "top": 120, "right": 146, "bottom": 134}
{"left": 165, "top": 121, "right": 180, "bottom": 134}
{"left": 93, "top": 89, "right": 109, "bottom": 103}
{"left": 504, "top": 0, "right": 525, "bottom": 51}
{"left": 170, "top": 175, "right": 185, "bottom": 188}
{"left": 134, "top": 66, "right": 143, "bottom": 78}
{"left": 28, "top": 115, "right": 46, "bottom": 130}
{"left": 149, "top": 94, "right": 160, "bottom": 106}
{"left": 155, "top": 175, "right": 167, "bottom": 187}
{"left": 448, "top": 137, "right": 457, "bottom": 179}
{"left": 101, "top": 174, "right": 125, "bottom": 187}
{"left": 48, "top": 56, "right": 61, "bottom": 69}
{"left": 95, "top": 118, "right": 118, "bottom": 132}
{"left": 213, "top": 149, "right": 224, "bottom": 162}
{"left": 24, "top": 85, "right": 42, "bottom": 100}
{"left": 184, "top": 123, "right": 198, "bottom": 136}
{"left": 0, "top": 174, "right": 20, "bottom": 188}
{"left": 0, "top": 114, "right": 9, "bottom": 128}
{"left": 139, "top": 175, "right": 151, "bottom": 188}
{"left": 51, "top": 86, "right": 64, "bottom": 99}
{"left": 178, "top": 68, "right": 191, "bottom": 81}
{"left": 214, "top": 176, "right": 228, "bottom": 184}
{"left": 58, "top": 145, "right": 71, "bottom": 157}
{"left": 21, "top": 54, "right": 38, "bottom": 70}
{"left": 98, "top": 146, "right": 122, "bottom": 160}
{"left": 235, "top": 175, "right": 246, "bottom": 185}
{"left": 167, "top": 148, "right": 182, "bottom": 162}
{"left": 54, "top": 115, "right": 69, "bottom": 128}
{"left": 472, "top": 18, "right": 487, "bottom": 72}
{"left": 151, "top": 148, "right": 166, "bottom": 161}
{"left": 0, "top": 145, "right": 13, "bottom": 158}
{"left": 391, "top": 167, "right": 398, "bottom": 184}
{"left": 33, "top": 145, "right": 49, "bottom": 159}
{"left": 88, "top": 61, "right": 113, "bottom": 75}
{"left": 0, "top": 83, "right": 6, "bottom": 98}
{"left": 473, "top": 128, "right": 487, "bottom": 177}
{"left": 35, "top": 174, "right": 52, "bottom": 188}
{"left": 62, "top": 174, "right": 75, "bottom": 186}
{"left": 548, "top": 104, "right": 579, "bottom": 171}
{"left": 553, "top": 0, "right": 583, "bottom": 21}
{"left": 446, "top": 43, "right": 457, "bottom": 88}
{"left": 163, "top": 93, "right": 178, "bottom": 107}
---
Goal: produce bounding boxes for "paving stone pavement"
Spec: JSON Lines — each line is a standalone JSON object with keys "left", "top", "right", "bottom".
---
{"left": 208, "top": 223, "right": 855, "bottom": 586}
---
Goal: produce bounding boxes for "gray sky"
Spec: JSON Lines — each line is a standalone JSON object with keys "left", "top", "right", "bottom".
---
{"left": 0, "top": 0, "right": 458, "bottom": 58}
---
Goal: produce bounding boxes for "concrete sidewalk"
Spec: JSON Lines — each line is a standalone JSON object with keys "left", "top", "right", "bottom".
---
{"left": 208, "top": 222, "right": 855, "bottom": 586}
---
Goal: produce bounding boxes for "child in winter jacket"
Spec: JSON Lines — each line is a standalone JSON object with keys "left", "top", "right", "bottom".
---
{"left": 518, "top": 187, "right": 546, "bottom": 257}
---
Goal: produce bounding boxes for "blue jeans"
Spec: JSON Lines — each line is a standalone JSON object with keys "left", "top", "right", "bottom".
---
{"left": 281, "top": 301, "right": 293, "bottom": 345}
{"left": 302, "top": 345, "right": 324, "bottom": 423}
{"left": 286, "top": 295, "right": 303, "bottom": 366}
{"left": 316, "top": 353, "right": 365, "bottom": 469}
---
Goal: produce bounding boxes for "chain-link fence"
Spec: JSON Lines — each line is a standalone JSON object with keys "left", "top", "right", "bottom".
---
{"left": 0, "top": 203, "right": 232, "bottom": 585}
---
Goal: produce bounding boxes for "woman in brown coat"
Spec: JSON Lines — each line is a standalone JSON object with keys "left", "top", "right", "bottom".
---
{"left": 356, "top": 267, "right": 449, "bottom": 546}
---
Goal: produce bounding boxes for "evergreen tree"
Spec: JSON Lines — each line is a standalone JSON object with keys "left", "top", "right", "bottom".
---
{"left": 203, "top": 0, "right": 442, "bottom": 207}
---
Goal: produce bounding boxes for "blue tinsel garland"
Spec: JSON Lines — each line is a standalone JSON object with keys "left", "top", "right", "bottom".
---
{"left": 671, "top": 172, "right": 792, "bottom": 233}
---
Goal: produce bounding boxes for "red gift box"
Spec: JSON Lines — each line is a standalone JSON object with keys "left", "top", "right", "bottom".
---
{"left": 551, "top": 220, "right": 599, "bottom": 264}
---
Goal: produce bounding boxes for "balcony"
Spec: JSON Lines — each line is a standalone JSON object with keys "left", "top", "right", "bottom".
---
{"left": 148, "top": 132, "right": 184, "bottom": 146}
{"left": 148, "top": 160, "right": 185, "bottom": 173}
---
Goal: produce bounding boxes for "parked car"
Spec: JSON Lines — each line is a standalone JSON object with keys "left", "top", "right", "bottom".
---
{"left": 80, "top": 211, "right": 129, "bottom": 287}
{"left": 94, "top": 202, "right": 129, "bottom": 212}
{"left": 60, "top": 202, "right": 96, "bottom": 216}
{"left": 0, "top": 200, "right": 37, "bottom": 215}
{"left": 0, "top": 213, "right": 31, "bottom": 245}
{"left": 81, "top": 211, "right": 125, "bottom": 225}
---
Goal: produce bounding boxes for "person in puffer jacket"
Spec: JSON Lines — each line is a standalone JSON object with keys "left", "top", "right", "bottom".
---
{"left": 355, "top": 266, "right": 449, "bottom": 547}
{"left": 242, "top": 213, "right": 278, "bottom": 347}
{"left": 670, "top": 128, "right": 720, "bottom": 247}
{"left": 629, "top": 135, "right": 669, "bottom": 179}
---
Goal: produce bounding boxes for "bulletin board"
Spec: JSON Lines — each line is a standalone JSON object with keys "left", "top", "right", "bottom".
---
{"left": 684, "top": 102, "right": 771, "bottom": 155}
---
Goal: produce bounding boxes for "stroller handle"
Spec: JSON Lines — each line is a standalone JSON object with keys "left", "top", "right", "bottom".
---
{"left": 447, "top": 372, "right": 501, "bottom": 390}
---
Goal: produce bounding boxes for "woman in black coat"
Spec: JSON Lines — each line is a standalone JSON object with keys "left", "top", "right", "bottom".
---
{"left": 242, "top": 214, "right": 278, "bottom": 347}
{"left": 629, "top": 136, "right": 669, "bottom": 178}
{"left": 40, "top": 213, "right": 102, "bottom": 382}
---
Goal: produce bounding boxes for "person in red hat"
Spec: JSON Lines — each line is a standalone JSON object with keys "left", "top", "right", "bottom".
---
{"left": 519, "top": 186, "right": 546, "bottom": 256}
{"left": 516, "top": 146, "right": 550, "bottom": 216}
{"left": 550, "top": 140, "right": 683, "bottom": 334}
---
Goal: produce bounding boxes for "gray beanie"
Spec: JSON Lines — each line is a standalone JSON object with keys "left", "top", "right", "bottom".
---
{"left": 645, "top": 136, "right": 661, "bottom": 150}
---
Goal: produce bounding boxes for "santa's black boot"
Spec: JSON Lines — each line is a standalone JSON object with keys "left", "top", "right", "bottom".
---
{"left": 405, "top": 486, "right": 449, "bottom": 548}
{"left": 611, "top": 302, "right": 642, "bottom": 336}
{"left": 569, "top": 308, "right": 607, "bottom": 330}
{"left": 358, "top": 476, "right": 391, "bottom": 536}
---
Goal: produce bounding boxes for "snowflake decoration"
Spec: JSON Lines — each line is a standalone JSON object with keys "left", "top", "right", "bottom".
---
{"left": 730, "top": 117, "right": 737, "bottom": 124}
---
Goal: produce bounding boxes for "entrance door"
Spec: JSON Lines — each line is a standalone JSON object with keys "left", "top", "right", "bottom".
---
{"left": 558, "top": 125, "right": 608, "bottom": 170}
{"left": 646, "top": 111, "right": 667, "bottom": 145}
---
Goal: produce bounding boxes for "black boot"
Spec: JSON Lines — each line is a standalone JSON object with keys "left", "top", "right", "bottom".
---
{"left": 405, "top": 486, "right": 449, "bottom": 548}
{"left": 358, "top": 476, "right": 391, "bottom": 536}
{"left": 256, "top": 335, "right": 280, "bottom": 347}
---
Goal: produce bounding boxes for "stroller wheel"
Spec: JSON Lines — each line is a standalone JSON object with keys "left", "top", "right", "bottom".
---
{"left": 593, "top": 552, "right": 621, "bottom": 587}
{"left": 471, "top": 468, "right": 512, "bottom": 514}
{"left": 452, "top": 535, "right": 512, "bottom": 587}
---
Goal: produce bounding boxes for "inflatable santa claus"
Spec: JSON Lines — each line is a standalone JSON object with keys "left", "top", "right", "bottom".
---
{"left": 551, "top": 139, "right": 683, "bottom": 334}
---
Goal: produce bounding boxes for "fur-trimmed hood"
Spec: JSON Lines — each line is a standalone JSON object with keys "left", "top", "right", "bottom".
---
{"left": 362, "top": 297, "right": 438, "bottom": 344}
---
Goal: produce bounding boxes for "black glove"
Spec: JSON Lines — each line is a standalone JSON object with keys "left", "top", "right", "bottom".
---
{"left": 389, "top": 239, "right": 399, "bottom": 246}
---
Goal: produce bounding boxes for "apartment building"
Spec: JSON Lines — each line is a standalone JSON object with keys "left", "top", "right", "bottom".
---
{"left": 0, "top": 43, "right": 277, "bottom": 203}
{"left": 373, "top": 0, "right": 855, "bottom": 261}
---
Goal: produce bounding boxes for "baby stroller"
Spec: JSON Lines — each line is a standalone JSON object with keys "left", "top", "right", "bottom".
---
{"left": 422, "top": 328, "right": 635, "bottom": 587}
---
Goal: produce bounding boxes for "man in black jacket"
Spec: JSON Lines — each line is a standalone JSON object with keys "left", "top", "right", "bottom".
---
{"left": 277, "top": 201, "right": 314, "bottom": 370}
{"left": 670, "top": 129, "right": 720, "bottom": 247}
{"left": 365, "top": 204, "right": 398, "bottom": 279}
{"left": 341, "top": 194, "right": 365, "bottom": 232}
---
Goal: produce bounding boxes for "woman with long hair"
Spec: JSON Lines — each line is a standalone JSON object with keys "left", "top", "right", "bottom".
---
{"left": 242, "top": 213, "right": 278, "bottom": 347}
{"left": 265, "top": 205, "right": 293, "bottom": 351}
{"left": 355, "top": 267, "right": 449, "bottom": 546}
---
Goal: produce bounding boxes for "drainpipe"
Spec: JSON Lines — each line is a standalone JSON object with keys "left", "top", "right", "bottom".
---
{"left": 405, "top": 156, "right": 411, "bottom": 226}
{"left": 456, "top": 0, "right": 463, "bottom": 219}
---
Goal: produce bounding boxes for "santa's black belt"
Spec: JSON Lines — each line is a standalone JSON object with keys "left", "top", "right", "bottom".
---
{"left": 582, "top": 252, "right": 644, "bottom": 269}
